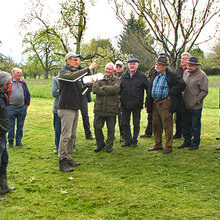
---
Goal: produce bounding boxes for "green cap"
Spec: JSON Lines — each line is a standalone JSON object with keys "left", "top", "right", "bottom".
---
{"left": 65, "top": 52, "right": 81, "bottom": 61}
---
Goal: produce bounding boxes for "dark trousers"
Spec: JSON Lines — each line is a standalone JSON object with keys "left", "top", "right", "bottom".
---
{"left": 181, "top": 109, "right": 202, "bottom": 147}
{"left": 118, "top": 106, "right": 124, "bottom": 138}
{"left": 80, "top": 96, "right": 92, "bottom": 138}
{"left": 144, "top": 112, "right": 152, "bottom": 135}
{"left": 53, "top": 113, "right": 61, "bottom": 150}
{"left": 0, "top": 136, "right": 8, "bottom": 175}
{"left": 123, "top": 108, "right": 141, "bottom": 144}
{"left": 7, "top": 105, "right": 27, "bottom": 144}
{"left": 174, "top": 112, "right": 182, "bottom": 136}
{"left": 94, "top": 114, "right": 116, "bottom": 150}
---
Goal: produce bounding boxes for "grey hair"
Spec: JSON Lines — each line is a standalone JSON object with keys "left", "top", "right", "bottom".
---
{"left": 12, "top": 67, "right": 22, "bottom": 74}
{"left": 181, "top": 52, "right": 191, "bottom": 58}
{"left": 105, "top": 62, "right": 114, "bottom": 69}
{"left": 0, "top": 71, "right": 11, "bottom": 87}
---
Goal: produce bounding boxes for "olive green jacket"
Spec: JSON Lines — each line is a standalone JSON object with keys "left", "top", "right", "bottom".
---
{"left": 93, "top": 75, "right": 121, "bottom": 116}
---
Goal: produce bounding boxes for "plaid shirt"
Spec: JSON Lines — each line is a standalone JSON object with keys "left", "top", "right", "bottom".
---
{"left": 151, "top": 71, "right": 169, "bottom": 100}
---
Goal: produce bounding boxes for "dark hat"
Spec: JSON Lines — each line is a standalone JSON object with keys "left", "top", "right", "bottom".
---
{"left": 65, "top": 52, "right": 81, "bottom": 60}
{"left": 187, "top": 56, "right": 201, "bottom": 65}
{"left": 128, "top": 58, "right": 139, "bottom": 63}
{"left": 156, "top": 56, "right": 168, "bottom": 66}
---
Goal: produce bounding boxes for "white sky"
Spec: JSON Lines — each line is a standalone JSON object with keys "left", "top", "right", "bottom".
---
{"left": 0, "top": 0, "right": 123, "bottom": 63}
{"left": 0, "top": 0, "right": 219, "bottom": 64}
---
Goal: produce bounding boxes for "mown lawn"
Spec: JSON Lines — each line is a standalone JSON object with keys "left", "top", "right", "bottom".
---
{"left": 0, "top": 77, "right": 219, "bottom": 219}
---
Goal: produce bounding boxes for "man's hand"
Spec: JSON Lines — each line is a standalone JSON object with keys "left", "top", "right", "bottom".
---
{"left": 89, "top": 59, "right": 98, "bottom": 70}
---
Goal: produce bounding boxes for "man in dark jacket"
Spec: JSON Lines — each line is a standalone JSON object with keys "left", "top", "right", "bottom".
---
{"left": 58, "top": 52, "right": 97, "bottom": 172}
{"left": 120, "top": 58, "right": 149, "bottom": 147}
{"left": 146, "top": 56, "right": 186, "bottom": 154}
{"left": 0, "top": 72, "right": 15, "bottom": 201}
{"left": 93, "top": 63, "right": 121, "bottom": 153}
{"left": 173, "top": 52, "right": 191, "bottom": 139}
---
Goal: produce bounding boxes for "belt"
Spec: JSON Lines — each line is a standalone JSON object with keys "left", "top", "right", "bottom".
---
{"left": 154, "top": 97, "right": 169, "bottom": 103}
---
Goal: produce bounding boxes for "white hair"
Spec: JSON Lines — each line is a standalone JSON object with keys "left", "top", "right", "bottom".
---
{"left": 12, "top": 67, "right": 22, "bottom": 74}
{"left": 181, "top": 52, "right": 191, "bottom": 58}
{"left": 105, "top": 62, "right": 114, "bottom": 69}
{"left": 0, "top": 72, "right": 11, "bottom": 87}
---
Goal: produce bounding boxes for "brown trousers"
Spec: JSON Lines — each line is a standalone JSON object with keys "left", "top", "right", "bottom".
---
{"left": 153, "top": 97, "right": 173, "bottom": 150}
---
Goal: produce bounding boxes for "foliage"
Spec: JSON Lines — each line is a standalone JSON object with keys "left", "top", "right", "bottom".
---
{"left": 22, "top": 29, "right": 63, "bottom": 79}
{"left": 1, "top": 83, "right": 219, "bottom": 218}
{"left": 111, "top": 0, "right": 220, "bottom": 69}
{"left": 118, "top": 14, "right": 155, "bottom": 72}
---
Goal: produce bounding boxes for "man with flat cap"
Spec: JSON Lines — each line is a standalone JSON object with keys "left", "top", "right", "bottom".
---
{"left": 57, "top": 52, "right": 97, "bottom": 172}
{"left": 178, "top": 57, "right": 208, "bottom": 150}
{"left": 120, "top": 58, "right": 149, "bottom": 147}
{"left": 146, "top": 56, "right": 186, "bottom": 154}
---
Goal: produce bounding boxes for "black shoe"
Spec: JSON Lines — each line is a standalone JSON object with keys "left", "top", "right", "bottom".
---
{"left": 216, "top": 147, "right": 220, "bottom": 150}
{"left": 178, "top": 142, "right": 191, "bottom": 149}
{"left": 16, "top": 143, "right": 24, "bottom": 146}
{"left": 173, "top": 134, "right": 181, "bottom": 139}
{"left": 148, "top": 147, "right": 163, "bottom": 151}
{"left": 106, "top": 148, "right": 113, "bottom": 153}
{"left": 189, "top": 146, "right": 199, "bottom": 150}
{"left": 8, "top": 141, "right": 13, "bottom": 148}
{"left": 94, "top": 144, "right": 105, "bottom": 152}
{"left": 121, "top": 142, "right": 131, "bottom": 147}
{"left": 130, "top": 143, "right": 137, "bottom": 147}
{"left": 216, "top": 137, "right": 220, "bottom": 140}
{"left": 163, "top": 149, "right": 173, "bottom": 154}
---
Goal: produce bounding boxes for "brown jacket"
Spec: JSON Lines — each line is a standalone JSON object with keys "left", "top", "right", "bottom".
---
{"left": 183, "top": 67, "right": 208, "bottom": 110}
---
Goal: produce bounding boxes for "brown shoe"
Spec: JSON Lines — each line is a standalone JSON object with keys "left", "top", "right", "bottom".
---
{"left": 67, "top": 159, "right": 81, "bottom": 167}
{"left": 140, "top": 133, "right": 152, "bottom": 138}
{"left": 148, "top": 147, "right": 163, "bottom": 151}
{"left": 59, "top": 159, "right": 74, "bottom": 172}
{"left": 163, "top": 149, "right": 173, "bottom": 154}
{"left": 87, "top": 135, "right": 95, "bottom": 140}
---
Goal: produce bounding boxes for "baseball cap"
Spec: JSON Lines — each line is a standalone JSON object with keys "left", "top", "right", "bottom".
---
{"left": 65, "top": 52, "right": 81, "bottom": 61}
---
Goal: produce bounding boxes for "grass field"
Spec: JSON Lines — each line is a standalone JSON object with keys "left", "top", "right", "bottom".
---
{"left": 0, "top": 76, "right": 219, "bottom": 219}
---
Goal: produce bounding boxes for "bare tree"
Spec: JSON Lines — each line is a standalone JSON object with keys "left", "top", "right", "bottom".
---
{"left": 110, "top": 0, "right": 220, "bottom": 68}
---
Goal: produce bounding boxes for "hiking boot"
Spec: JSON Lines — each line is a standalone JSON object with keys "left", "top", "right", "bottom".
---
{"left": 67, "top": 159, "right": 81, "bottom": 167}
{"left": 0, "top": 175, "right": 15, "bottom": 195}
{"left": 59, "top": 159, "right": 74, "bottom": 172}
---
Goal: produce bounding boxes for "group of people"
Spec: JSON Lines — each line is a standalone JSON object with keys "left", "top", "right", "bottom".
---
{"left": 0, "top": 51, "right": 211, "bottom": 201}
{"left": 51, "top": 51, "right": 209, "bottom": 173}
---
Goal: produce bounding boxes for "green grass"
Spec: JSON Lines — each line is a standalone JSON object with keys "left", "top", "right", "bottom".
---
{"left": 0, "top": 77, "right": 220, "bottom": 219}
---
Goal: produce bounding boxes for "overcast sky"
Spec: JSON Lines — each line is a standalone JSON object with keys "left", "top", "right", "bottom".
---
{"left": 0, "top": 0, "right": 219, "bottom": 64}
{"left": 0, "top": 0, "right": 123, "bottom": 63}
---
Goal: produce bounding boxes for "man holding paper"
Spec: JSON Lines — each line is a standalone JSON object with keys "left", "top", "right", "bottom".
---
{"left": 92, "top": 63, "right": 121, "bottom": 153}
{"left": 57, "top": 53, "right": 97, "bottom": 172}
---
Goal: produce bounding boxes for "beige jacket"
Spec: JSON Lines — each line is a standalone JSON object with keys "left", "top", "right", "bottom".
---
{"left": 183, "top": 67, "right": 208, "bottom": 110}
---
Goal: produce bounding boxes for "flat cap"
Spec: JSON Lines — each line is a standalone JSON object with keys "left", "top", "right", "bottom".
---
{"left": 187, "top": 56, "right": 201, "bottom": 65}
{"left": 65, "top": 52, "right": 81, "bottom": 61}
{"left": 128, "top": 58, "right": 139, "bottom": 63}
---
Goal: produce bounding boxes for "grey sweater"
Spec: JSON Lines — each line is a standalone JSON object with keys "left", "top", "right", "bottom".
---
{"left": 183, "top": 67, "right": 208, "bottom": 110}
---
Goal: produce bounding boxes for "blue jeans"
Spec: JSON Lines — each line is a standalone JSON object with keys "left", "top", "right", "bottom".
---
{"left": 7, "top": 105, "right": 27, "bottom": 144}
{"left": 122, "top": 108, "right": 141, "bottom": 144}
{"left": 53, "top": 113, "right": 61, "bottom": 150}
{"left": 0, "top": 136, "right": 8, "bottom": 174}
{"left": 181, "top": 109, "right": 202, "bottom": 147}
